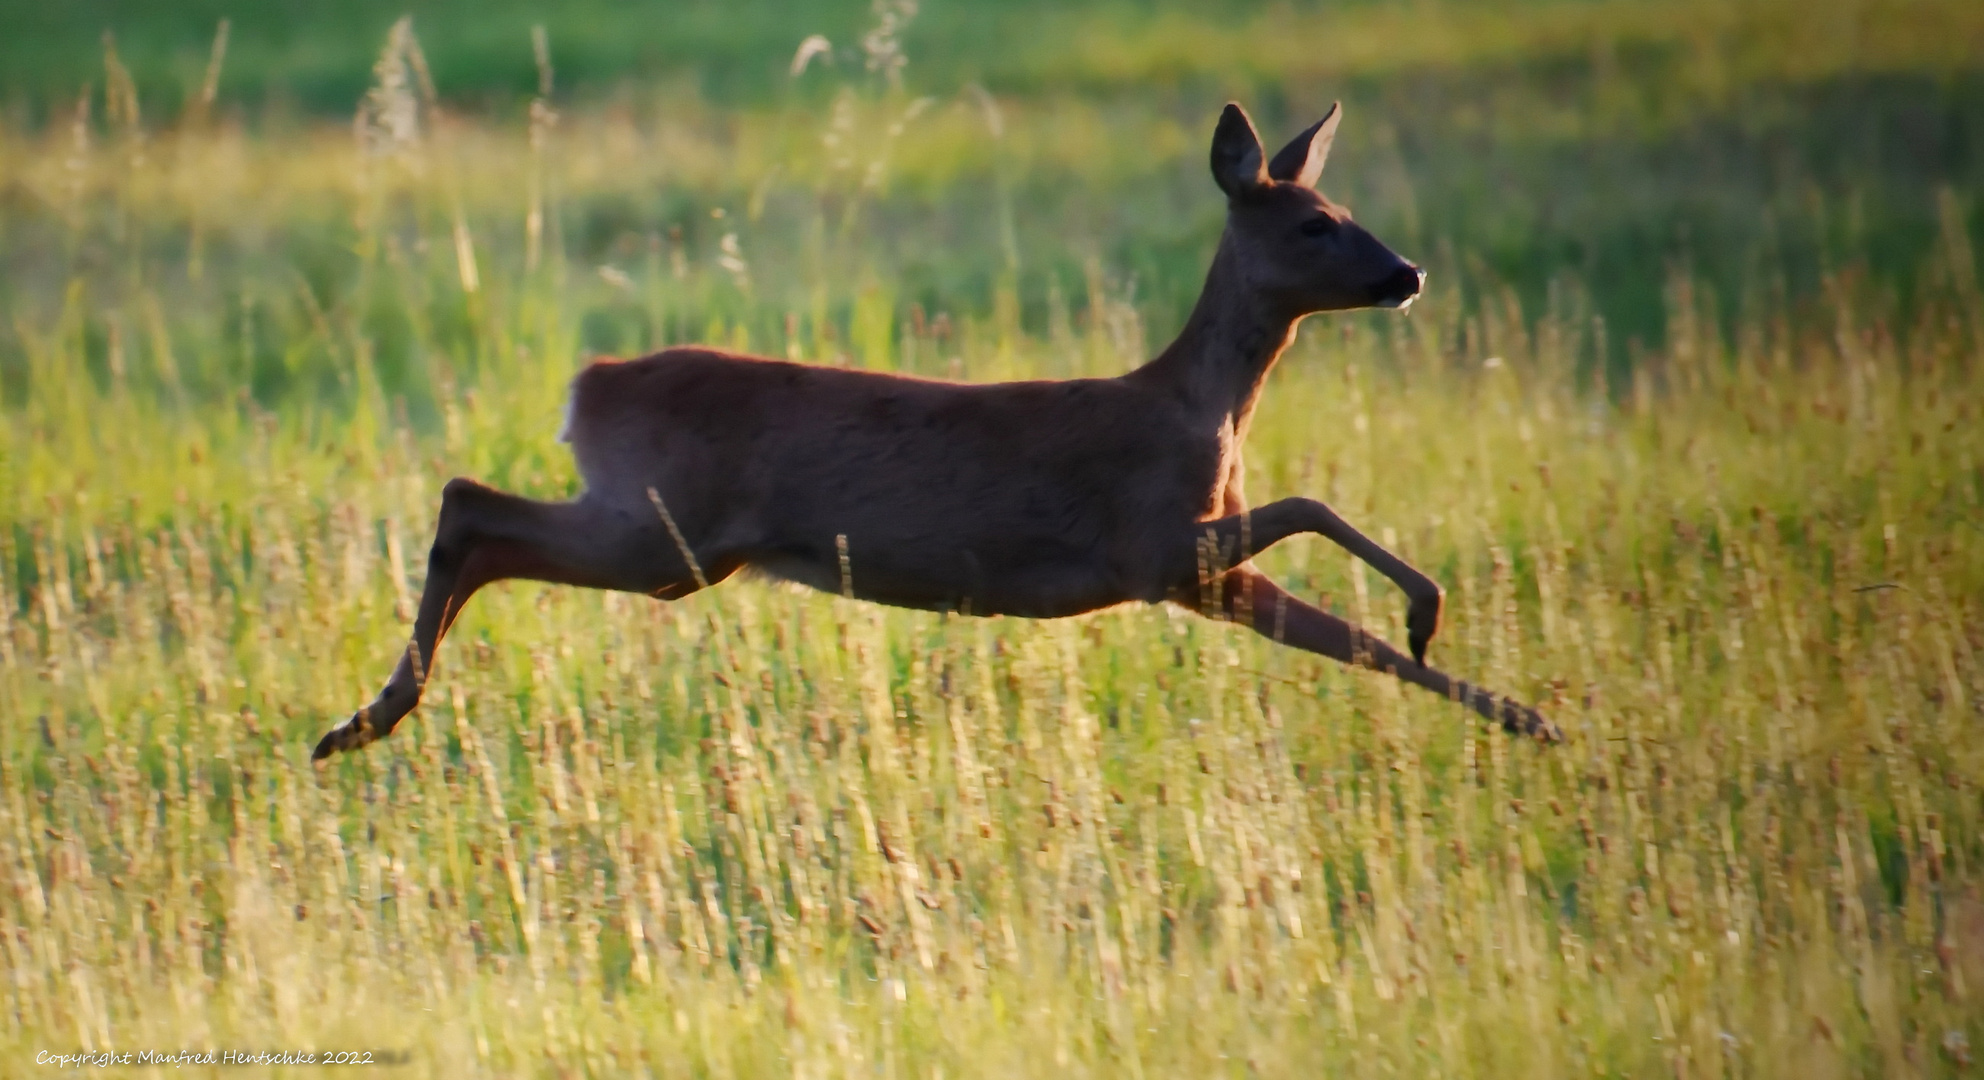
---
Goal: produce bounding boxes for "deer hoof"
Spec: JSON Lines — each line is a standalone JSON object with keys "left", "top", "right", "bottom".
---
{"left": 311, "top": 709, "right": 378, "bottom": 761}
{"left": 1514, "top": 705, "right": 1564, "bottom": 744}
{"left": 1406, "top": 591, "right": 1443, "bottom": 666}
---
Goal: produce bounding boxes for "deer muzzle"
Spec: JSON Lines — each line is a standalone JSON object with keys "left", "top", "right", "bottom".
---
{"left": 1372, "top": 264, "right": 1425, "bottom": 310}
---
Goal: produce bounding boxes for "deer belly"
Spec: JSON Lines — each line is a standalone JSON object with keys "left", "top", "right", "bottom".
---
{"left": 746, "top": 532, "right": 1127, "bottom": 619}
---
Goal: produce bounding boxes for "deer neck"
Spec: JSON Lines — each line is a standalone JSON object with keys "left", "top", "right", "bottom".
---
{"left": 1131, "top": 235, "right": 1298, "bottom": 435}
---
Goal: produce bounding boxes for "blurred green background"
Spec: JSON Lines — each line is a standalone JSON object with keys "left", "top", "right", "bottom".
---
{"left": 1, "top": 0, "right": 1980, "bottom": 400}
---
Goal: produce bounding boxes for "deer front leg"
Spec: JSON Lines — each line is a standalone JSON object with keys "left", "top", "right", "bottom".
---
{"left": 1181, "top": 497, "right": 1445, "bottom": 664}
{"left": 1192, "top": 567, "right": 1558, "bottom": 741}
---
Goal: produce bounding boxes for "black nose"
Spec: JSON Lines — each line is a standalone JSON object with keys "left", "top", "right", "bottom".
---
{"left": 1375, "top": 264, "right": 1424, "bottom": 307}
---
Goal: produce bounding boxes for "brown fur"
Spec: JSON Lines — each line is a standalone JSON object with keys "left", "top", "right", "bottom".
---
{"left": 314, "top": 102, "right": 1557, "bottom": 761}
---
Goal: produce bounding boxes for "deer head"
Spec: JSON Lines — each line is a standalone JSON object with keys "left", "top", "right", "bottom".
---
{"left": 1209, "top": 102, "right": 1424, "bottom": 316}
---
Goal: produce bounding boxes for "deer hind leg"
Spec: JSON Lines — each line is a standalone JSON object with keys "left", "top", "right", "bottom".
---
{"left": 313, "top": 478, "right": 734, "bottom": 760}
{"left": 1187, "top": 567, "right": 1559, "bottom": 742}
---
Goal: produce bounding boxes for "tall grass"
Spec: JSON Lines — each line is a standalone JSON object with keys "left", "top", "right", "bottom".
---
{"left": 2, "top": 4, "right": 1982, "bottom": 1076}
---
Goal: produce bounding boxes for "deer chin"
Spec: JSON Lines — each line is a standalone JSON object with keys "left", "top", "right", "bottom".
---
{"left": 1374, "top": 293, "right": 1417, "bottom": 311}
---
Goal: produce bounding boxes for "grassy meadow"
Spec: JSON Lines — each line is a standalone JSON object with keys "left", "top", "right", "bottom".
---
{"left": 2, "top": 0, "right": 1983, "bottom": 1075}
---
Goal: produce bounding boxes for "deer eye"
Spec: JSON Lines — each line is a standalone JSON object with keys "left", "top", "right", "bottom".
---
{"left": 1300, "top": 217, "right": 1334, "bottom": 238}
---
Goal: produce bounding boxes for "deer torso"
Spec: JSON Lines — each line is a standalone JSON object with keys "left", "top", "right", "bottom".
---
{"left": 563, "top": 349, "right": 1249, "bottom": 617}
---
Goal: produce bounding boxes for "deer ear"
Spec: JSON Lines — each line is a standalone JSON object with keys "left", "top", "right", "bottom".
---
{"left": 1267, "top": 102, "right": 1342, "bottom": 188}
{"left": 1210, "top": 103, "right": 1268, "bottom": 200}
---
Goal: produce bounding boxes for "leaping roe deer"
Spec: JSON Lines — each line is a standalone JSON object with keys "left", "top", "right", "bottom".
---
{"left": 314, "top": 101, "right": 1559, "bottom": 761}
